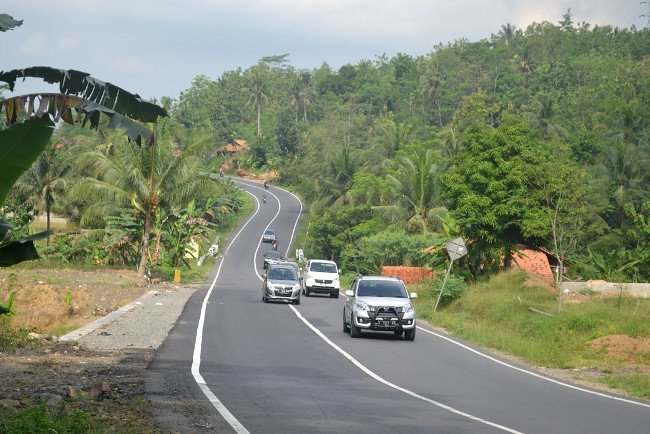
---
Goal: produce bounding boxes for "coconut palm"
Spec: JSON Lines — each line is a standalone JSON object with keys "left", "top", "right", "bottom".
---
{"left": 525, "top": 94, "right": 569, "bottom": 139}
{"left": 377, "top": 149, "right": 442, "bottom": 233}
{"left": 15, "top": 139, "right": 70, "bottom": 245}
{"left": 289, "top": 76, "right": 316, "bottom": 122}
{"left": 71, "top": 119, "right": 223, "bottom": 278}
{"left": 248, "top": 65, "right": 270, "bottom": 135}
{"left": 314, "top": 147, "right": 364, "bottom": 209}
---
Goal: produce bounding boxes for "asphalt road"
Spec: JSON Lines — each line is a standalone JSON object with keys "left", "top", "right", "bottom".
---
{"left": 147, "top": 180, "right": 650, "bottom": 433}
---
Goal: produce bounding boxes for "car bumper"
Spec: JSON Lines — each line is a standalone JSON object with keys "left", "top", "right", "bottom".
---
{"left": 305, "top": 284, "right": 340, "bottom": 294}
{"left": 352, "top": 309, "right": 416, "bottom": 330}
{"left": 265, "top": 288, "right": 300, "bottom": 302}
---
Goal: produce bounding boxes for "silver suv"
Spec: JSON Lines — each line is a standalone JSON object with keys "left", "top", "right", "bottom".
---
{"left": 302, "top": 259, "right": 340, "bottom": 298}
{"left": 262, "top": 263, "right": 301, "bottom": 305}
{"left": 343, "top": 275, "right": 417, "bottom": 341}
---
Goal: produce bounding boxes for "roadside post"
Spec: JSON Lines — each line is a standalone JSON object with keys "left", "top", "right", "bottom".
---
{"left": 434, "top": 237, "right": 467, "bottom": 312}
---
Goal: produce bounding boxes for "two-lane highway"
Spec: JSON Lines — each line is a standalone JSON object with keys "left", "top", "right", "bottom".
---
{"left": 147, "top": 181, "right": 649, "bottom": 433}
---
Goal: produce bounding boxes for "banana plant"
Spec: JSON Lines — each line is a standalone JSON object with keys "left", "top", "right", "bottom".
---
{"left": 0, "top": 66, "right": 167, "bottom": 268}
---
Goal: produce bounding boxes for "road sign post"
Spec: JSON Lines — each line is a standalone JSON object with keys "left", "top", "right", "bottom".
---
{"left": 434, "top": 237, "right": 467, "bottom": 312}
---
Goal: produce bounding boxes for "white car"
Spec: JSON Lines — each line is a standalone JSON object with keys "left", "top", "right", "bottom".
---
{"left": 343, "top": 275, "right": 417, "bottom": 341}
{"left": 302, "top": 259, "right": 340, "bottom": 298}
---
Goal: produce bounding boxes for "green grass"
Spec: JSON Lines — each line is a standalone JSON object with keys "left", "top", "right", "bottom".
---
{"left": 412, "top": 270, "right": 650, "bottom": 399}
{"left": 601, "top": 374, "right": 650, "bottom": 399}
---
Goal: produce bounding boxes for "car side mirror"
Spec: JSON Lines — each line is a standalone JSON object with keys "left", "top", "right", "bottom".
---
{"left": 262, "top": 273, "right": 267, "bottom": 278}
{"left": 410, "top": 292, "right": 418, "bottom": 299}
{"left": 345, "top": 290, "right": 354, "bottom": 297}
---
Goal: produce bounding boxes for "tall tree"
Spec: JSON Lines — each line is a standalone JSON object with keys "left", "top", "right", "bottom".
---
{"left": 72, "top": 120, "right": 222, "bottom": 278}
{"left": 14, "top": 139, "right": 70, "bottom": 245}
{"left": 248, "top": 64, "right": 270, "bottom": 135}
{"left": 379, "top": 149, "right": 441, "bottom": 233}
{"left": 441, "top": 114, "right": 545, "bottom": 274}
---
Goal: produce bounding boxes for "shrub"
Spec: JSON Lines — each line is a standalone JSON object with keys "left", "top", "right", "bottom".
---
{"left": 428, "top": 274, "right": 467, "bottom": 306}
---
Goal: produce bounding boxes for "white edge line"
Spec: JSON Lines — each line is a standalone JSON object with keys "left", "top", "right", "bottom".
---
{"left": 288, "top": 304, "right": 523, "bottom": 434}
{"left": 191, "top": 191, "right": 261, "bottom": 434}
{"left": 416, "top": 326, "right": 650, "bottom": 408}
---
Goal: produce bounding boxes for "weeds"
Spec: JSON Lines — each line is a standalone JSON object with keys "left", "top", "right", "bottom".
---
{"left": 413, "top": 269, "right": 650, "bottom": 398}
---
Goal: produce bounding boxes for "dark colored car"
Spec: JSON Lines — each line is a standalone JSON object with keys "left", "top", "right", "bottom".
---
{"left": 262, "top": 250, "right": 284, "bottom": 269}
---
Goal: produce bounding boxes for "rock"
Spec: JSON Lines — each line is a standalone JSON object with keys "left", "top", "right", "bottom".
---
{"left": 0, "top": 399, "right": 21, "bottom": 408}
{"left": 47, "top": 335, "right": 59, "bottom": 343}
{"left": 89, "top": 381, "right": 110, "bottom": 399}
{"left": 40, "top": 393, "right": 63, "bottom": 406}
{"left": 67, "top": 385, "right": 88, "bottom": 399}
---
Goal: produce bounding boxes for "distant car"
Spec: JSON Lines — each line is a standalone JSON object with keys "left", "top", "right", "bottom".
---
{"left": 302, "top": 259, "right": 340, "bottom": 298}
{"left": 262, "top": 229, "right": 277, "bottom": 243}
{"left": 343, "top": 275, "right": 417, "bottom": 341}
{"left": 262, "top": 250, "right": 284, "bottom": 269}
{"left": 262, "top": 263, "right": 301, "bottom": 304}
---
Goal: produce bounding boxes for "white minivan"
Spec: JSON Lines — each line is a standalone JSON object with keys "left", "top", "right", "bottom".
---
{"left": 302, "top": 259, "right": 340, "bottom": 298}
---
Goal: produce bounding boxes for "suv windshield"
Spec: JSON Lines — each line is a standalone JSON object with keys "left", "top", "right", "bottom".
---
{"left": 268, "top": 267, "right": 298, "bottom": 281}
{"left": 357, "top": 280, "right": 407, "bottom": 298}
{"left": 264, "top": 229, "right": 275, "bottom": 235}
{"left": 310, "top": 262, "right": 337, "bottom": 273}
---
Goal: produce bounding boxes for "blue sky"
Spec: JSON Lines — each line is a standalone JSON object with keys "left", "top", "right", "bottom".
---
{"left": 1, "top": 0, "right": 647, "bottom": 100}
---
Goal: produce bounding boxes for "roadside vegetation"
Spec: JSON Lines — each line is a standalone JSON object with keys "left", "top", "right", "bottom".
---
{"left": 1, "top": 8, "right": 649, "bottom": 430}
{"left": 412, "top": 270, "right": 650, "bottom": 399}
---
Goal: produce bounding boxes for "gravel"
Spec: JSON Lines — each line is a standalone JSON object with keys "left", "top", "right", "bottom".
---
{"left": 61, "top": 285, "right": 201, "bottom": 352}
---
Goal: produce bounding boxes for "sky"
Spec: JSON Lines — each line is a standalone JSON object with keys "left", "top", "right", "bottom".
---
{"left": 1, "top": 0, "right": 647, "bottom": 100}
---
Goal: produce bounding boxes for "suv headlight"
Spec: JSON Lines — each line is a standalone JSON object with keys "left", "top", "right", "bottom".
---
{"left": 267, "top": 282, "right": 275, "bottom": 291}
{"left": 402, "top": 303, "right": 414, "bottom": 313}
{"left": 355, "top": 300, "right": 370, "bottom": 311}
{"left": 292, "top": 284, "right": 300, "bottom": 292}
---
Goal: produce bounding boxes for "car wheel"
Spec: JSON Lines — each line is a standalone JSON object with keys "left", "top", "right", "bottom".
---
{"left": 302, "top": 287, "right": 305, "bottom": 295}
{"left": 343, "top": 309, "right": 350, "bottom": 333}
{"left": 330, "top": 290, "right": 339, "bottom": 298}
{"left": 305, "top": 287, "right": 310, "bottom": 297}
{"left": 263, "top": 294, "right": 268, "bottom": 303}
{"left": 404, "top": 328, "right": 416, "bottom": 341}
{"left": 350, "top": 315, "right": 361, "bottom": 338}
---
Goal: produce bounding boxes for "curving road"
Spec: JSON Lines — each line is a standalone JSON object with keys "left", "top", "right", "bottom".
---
{"left": 147, "top": 180, "right": 649, "bottom": 433}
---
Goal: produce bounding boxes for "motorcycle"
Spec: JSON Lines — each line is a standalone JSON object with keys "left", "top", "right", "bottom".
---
{"left": 263, "top": 181, "right": 269, "bottom": 189}
{"left": 262, "top": 194, "right": 266, "bottom": 204}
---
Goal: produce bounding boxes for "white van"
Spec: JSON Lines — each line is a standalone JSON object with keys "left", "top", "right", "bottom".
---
{"left": 302, "top": 259, "right": 340, "bottom": 298}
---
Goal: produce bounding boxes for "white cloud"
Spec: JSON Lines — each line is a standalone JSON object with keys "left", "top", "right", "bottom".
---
{"left": 56, "top": 36, "right": 80, "bottom": 52}
{"left": 17, "top": 34, "right": 48, "bottom": 55}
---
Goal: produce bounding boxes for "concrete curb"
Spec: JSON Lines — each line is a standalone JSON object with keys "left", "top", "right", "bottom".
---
{"left": 60, "top": 290, "right": 158, "bottom": 342}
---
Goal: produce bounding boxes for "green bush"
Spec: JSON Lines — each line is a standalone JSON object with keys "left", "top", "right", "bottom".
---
{"left": 427, "top": 274, "right": 467, "bottom": 306}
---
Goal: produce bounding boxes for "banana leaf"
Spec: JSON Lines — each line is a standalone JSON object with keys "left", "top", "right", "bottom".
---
{"left": 0, "top": 67, "right": 167, "bottom": 122}
{"left": 0, "top": 116, "right": 54, "bottom": 207}
{"left": 0, "top": 14, "right": 22, "bottom": 32}
{"left": 0, "top": 230, "right": 52, "bottom": 267}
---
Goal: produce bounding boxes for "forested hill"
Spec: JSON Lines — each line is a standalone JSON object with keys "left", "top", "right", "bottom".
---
{"left": 173, "top": 17, "right": 649, "bottom": 282}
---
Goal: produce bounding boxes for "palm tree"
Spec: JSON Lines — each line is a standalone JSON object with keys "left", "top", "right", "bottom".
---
{"left": 16, "top": 139, "right": 70, "bottom": 245}
{"left": 380, "top": 115, "right": 413, "bottom": 158}
{"left": 72, "top": 119, "right": 223, "bottom": 278}
{"left": 526, "top": 94, "right": 569, "bottom": 139}
{"left": 378, "top": 149, "right": 441, "bottom": 233}
{"left": 600, "top": 139, "right": 647, "bottom": 225}
{"left": 419, "top": 68, "right": 444, "bottom": 127}
{"left": 498, "top": 23, "right": 517, "bottom": 45}
{"left": 248, "top": 65, "right": 270, "bottom": 135}
{"left": 315, "top": 147, "right": 364, "bottom": 208}
{"left": 289, "top": 76, "right": 316, "bottom": 122}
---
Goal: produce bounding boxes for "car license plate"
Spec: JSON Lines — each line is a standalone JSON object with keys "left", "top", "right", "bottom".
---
{"left": 379, "top": 320, "right": 394, "bottom": 326}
